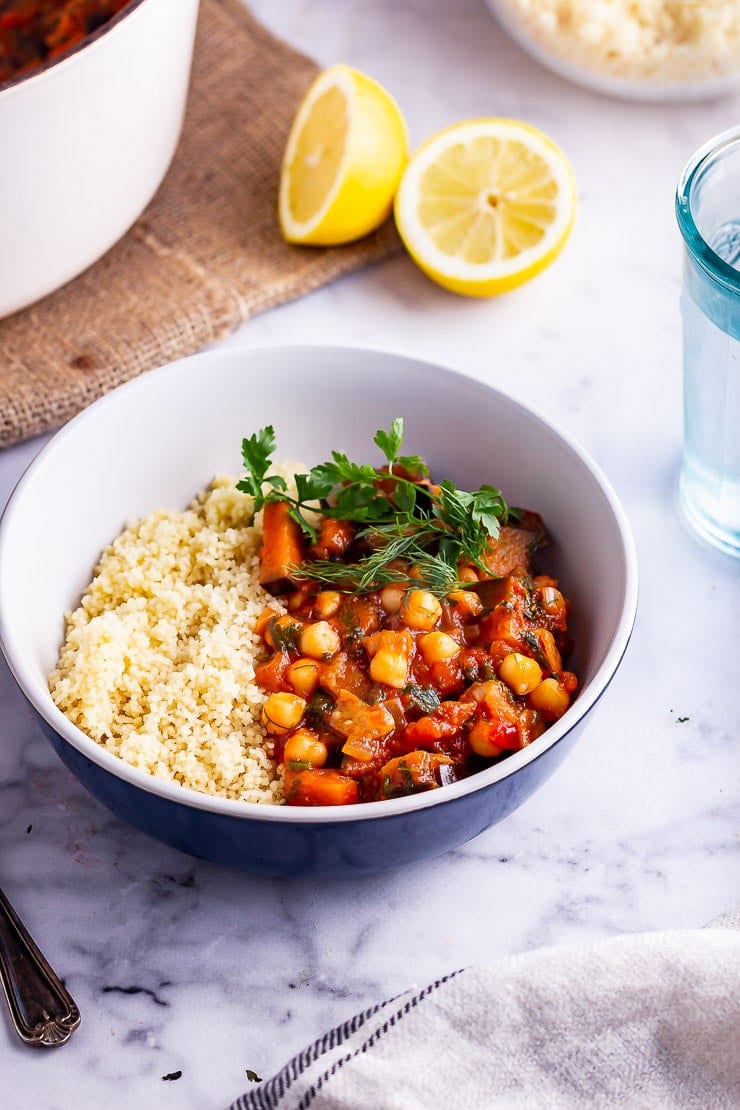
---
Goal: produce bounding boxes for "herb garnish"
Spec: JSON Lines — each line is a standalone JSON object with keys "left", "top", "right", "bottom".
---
{"left": 404, "top": 684, "right": 442, "bottom": 715}
{"left": 238, "top": 418, "right": 514, "bottom": 595}
{"left": 521, "top": 630, "right": 550, "bottom": 671}
{"left": 266, "top": 617, "right": 302, "bottom": 651}
{"left": 306, "top": 689, "right": 335, "bottom": 728}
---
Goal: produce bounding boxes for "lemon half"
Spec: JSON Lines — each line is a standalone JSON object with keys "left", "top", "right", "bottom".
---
{"left": 279, "top": 64, "right": 408, "bottom": 246}
{"left": 394, "top": 118, "right": 577, "bottom": 296}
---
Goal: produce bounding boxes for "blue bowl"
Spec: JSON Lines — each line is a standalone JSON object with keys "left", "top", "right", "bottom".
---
{"left": 0, "top": 346, "right": 638, "bottom": 877}
{"left": 35, "top": 708, "right": 594, "bottom": 876}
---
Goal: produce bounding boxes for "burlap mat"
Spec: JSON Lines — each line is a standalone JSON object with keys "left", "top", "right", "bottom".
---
{"left": 0, "top": 0, "right": 401, "bottom": 449}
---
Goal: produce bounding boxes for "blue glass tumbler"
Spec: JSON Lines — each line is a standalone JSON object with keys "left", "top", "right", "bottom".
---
{"left": 676, "top": 127, "right": 740, "bottom": 558}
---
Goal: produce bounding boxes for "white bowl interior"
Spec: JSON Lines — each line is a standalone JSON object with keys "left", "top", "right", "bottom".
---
{"left": 0, "top": 346, "right": 637, "bottom": 815}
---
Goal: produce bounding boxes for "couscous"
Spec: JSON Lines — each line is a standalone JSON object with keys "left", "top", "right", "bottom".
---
{"left": 49, "top": 476, "right": 287, "bottom": 804}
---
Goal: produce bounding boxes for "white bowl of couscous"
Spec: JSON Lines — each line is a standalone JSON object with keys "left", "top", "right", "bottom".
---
{"left": 487, "top": 0, "right": 740, "bottom": 101}
{"left": 0, "top": 345, "right": 638, "bottom": 876}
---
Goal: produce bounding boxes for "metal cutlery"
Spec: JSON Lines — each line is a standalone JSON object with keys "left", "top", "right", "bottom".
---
{"left": 0, "top": 885, "right": 80, "bottom": 1047}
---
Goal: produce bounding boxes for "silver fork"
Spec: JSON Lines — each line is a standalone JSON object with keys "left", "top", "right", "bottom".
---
{"left": 0, "top": 885, "right": 80, "bottom": 1046}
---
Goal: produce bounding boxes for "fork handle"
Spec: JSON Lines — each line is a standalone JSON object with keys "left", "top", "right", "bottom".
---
{"left": 0, "top": 886, "right": 80, "bottom": 1047}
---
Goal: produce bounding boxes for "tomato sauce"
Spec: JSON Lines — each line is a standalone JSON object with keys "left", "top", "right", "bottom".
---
{"left": 0, "top": 0, "right": 132, "bottom": 84}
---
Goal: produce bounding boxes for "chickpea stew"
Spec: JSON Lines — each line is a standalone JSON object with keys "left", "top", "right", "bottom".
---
{"left": 241, "top": 420, "right": 578, "bottom": 807}
{"left": 0, "top": 0, "right": 132, "bottom": 85}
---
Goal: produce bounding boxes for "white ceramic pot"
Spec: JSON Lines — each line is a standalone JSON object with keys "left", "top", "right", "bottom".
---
{"left": 0, "top": 0, "right": 200, "bottom": 319}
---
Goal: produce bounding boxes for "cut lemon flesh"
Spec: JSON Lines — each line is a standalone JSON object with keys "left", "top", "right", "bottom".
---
{"left": 279, "top": 64, "right": 408, "bottom": 246}
{"left": 394, "top": 119, "right": 577, "bottom": 296}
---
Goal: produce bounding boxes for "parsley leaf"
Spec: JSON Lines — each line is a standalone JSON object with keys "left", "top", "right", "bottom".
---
{"left": 374, "top": 418, "right": 404, "bottom": 467}
{"left": 472, "top": 485, "right": 510, "bottom": 540}
{"left": 237, "top": 426, "right": 287, "bottom": 504}
{"left": 404, "top": 684, "right": 442, "bottom": 714}
{"left": 236, "top": 419, "right": 514, "bottom": 595}
{"left": 294, "top": 471, "right": 334, "bottom": 503}
{"left": 373, "top": 419, "right": 429, "bottom": 477}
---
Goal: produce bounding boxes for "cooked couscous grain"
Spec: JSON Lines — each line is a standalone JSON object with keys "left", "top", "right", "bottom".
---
{"left": 49, "top": 477, "right": 288, "bottom": 803}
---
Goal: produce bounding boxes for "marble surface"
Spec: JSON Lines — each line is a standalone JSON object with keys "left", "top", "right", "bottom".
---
{"left": 2, "top": 1, "right": 739, "bottom": 1106}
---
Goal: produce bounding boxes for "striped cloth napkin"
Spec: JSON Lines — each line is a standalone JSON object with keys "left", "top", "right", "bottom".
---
{"left": 230, "top": 909, "right": 740, "bottom": 1109}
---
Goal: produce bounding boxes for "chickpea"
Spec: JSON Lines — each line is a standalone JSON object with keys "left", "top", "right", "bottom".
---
{"left": 499, "top": 652, "right": 543, "bottom": 696}
{"left": 528, "top": 677, "right": 570, "bottom": 719}
{"left": 364, "top": 630, "right": 412, "bottom": 688}
{"left": 370, "top": 648, "right": 410, "bottom": 689}
{"left": 286, "top": 589, "right": 310, "bottom": 612}
{"left": 314, "top": 590, "right": 341, "bottom": 619}
{"left": 283, "top": 729, "right": 328, "bottom": 768}
{"left": 287, "top": 657, "right": 320, "bottom": 697}
{"left": 419, "top": 631, "right": 461, "bottom": 664}
{"left": 380, "top": 584, "right": 406, "bottom": 614}
{"left": 400, "top": 589, "right": 442, "bottom": 631}
{"left": 261, "top": 692, "right": 306, "bottom": 735}
{"left": 467, "top": 719, "right": 503, "bottom": 758}
{"left": 299, "top": 620, "right": 341, "bottom": 659}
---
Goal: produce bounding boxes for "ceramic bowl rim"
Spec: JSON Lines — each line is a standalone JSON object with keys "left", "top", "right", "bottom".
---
{"left": 0, "top": 0, "right": 149, "bottom": 98}
{"left": 0, "top": 343, "right": 639, "bottom": 826}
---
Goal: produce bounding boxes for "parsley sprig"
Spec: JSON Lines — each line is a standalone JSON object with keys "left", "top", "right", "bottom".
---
{"left": 237, "top": 418, "right": 514, "bottom": 595}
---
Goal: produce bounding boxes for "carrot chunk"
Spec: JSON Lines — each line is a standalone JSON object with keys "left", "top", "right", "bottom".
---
{"left": 259, "top": 501, "right": 305, "bottom": 595}
{"left": 284, "top": 767, "right": 359, "bottom": 806}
